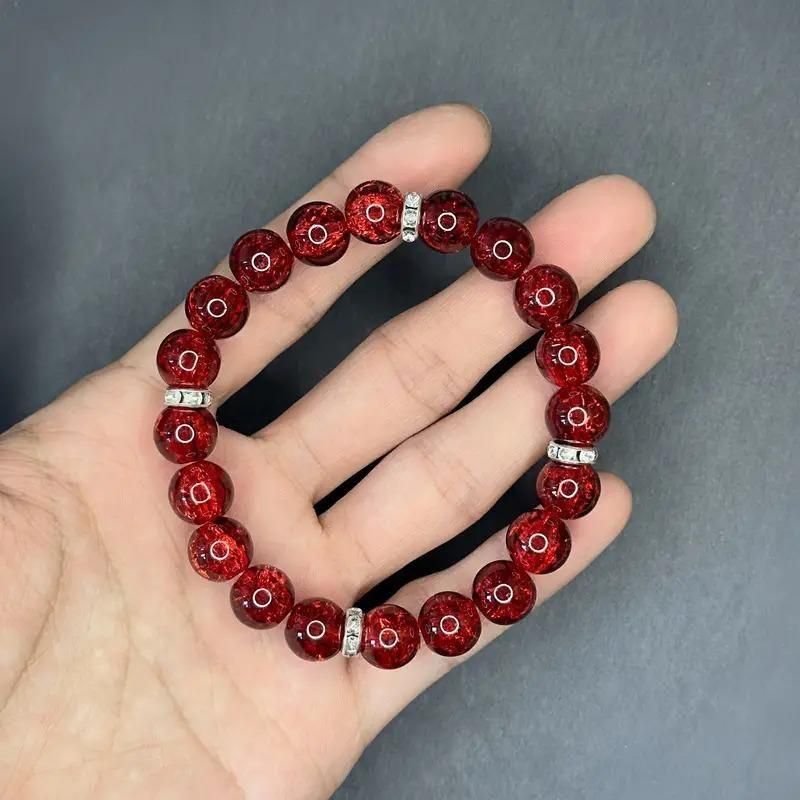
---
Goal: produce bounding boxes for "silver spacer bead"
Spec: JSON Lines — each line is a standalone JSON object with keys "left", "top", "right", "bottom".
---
{"left": 341, "top": 607, "right": 364, "bottom": 657}
{"left": 164, "top": 388, "right": 213, "bottom": 408}
{"left": 547, "top": 440, "right": 598, "bottom": 465}
{"left": 401, "top": 192, "right": 422, "bottom": 243}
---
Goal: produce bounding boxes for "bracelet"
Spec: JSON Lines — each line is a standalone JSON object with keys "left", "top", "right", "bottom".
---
{"left": 153, "top": 180, "right": 609, "bottom": 670}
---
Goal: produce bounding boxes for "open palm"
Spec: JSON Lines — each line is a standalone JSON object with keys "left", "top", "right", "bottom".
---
{"left": 0, "top": 105, "right": 677, "bottom": 800}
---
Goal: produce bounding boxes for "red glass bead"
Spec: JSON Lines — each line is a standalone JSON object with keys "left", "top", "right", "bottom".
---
{"left": 229, "top": 229, "right": 294, "bottom": 292}
{"left": 188, "top": 517, "right": 253, "bottom": 581}
{"left": 185, "top": 275, "right": 250, "bottom": 339}
{"left": 156, "top": 329, "right": 221, "bottom": 388}
{"left": 168, "top": 460, "right": 233, "bottom": 524}
{"left": 472, "top": 560, "right": 536, "bottom": 625}
{"left": 153, "top": 407, "right": 218, "bottom": 464}
{"left": 344, "top": 180, "right": 403, "bottom": 244}
{"left": 361, "top": 604, "right": 420, "bottom": 670}
{"left": 286, "top": 201, "right": 350, "bottom": 266}
{"left": 536, "top": 461, "right": 601, "bottom": 519}
{"left": 506, "top": 509, "right": 572, "bottom": 574}
{"left": 284, "top": 598, "right": 345, "bottom": 661}
{"left": 546, "top": 384, "right": 611, "bottom": 445}
{"left": 418, "top": 591, "right": 482, "bottom": 657}
{"left": 515, "top": 264, "right": 579, "bottom": 329}
{"left": 535, "top": 323, "right": 600, "bottom": 386}
{"left": 419, "top": 190, "right": 479, "bottom": 253}
{"left": 470, "top": 217, "right": 534, "bottom": 280}
{"left": 230, "top": 565, "right": 295, "bottom": 629}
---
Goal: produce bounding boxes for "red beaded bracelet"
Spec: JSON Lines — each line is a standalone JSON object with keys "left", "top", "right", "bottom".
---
{"left": 154, "top": 180, "right": 608, "bottom": 670}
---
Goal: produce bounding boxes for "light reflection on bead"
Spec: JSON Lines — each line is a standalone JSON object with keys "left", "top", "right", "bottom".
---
{"left": 536, "top": 461, "right": 600, "bottom": 519}
{"left": 345, "top": 181, "right": 403, "bottom": 243}
{"left": 472, "top": 560, "right": 536, "bottom": 625}
{"left": 230, "top": 565, "right": 294, "bottom": 629}
{"left": 285, "top": 598, "right": 345, "bottom": 661}
{"left": 505, "top": 509, "right": 572, "bottom": 574}
{"left": 188, "top": 517, "right": 252, "bottom": 582}
{"left": 362, "top": 604, "right": 420, "bottom": 669}
{"left": 419, "top": 592, "right": 482, "bottom": 657}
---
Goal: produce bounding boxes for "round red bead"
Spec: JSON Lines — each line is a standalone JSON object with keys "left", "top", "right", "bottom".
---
{"left": 156, "top": 329, "right": 221, "bottom": 388}
{"left": 419, "top": 190, "right": 479, "bottom": 253}
{"left": 229, "top": 229, "right": 294, "bottom": 292}
{"left": 418, "top": 591, "right": 482, "bottom": 657}
{"left": 230, "top": 565, "right": 295, "bottom": 629}
{"left": 344, "top": 180, "right": 403, "bottom": 244}
{"left": 285, "top": 598, "right": 345, "bottom": 661}
{"left": 515, "top": 264, "right": 579, "bottom": 329}
{"left": 168, "top": 460, "right": 233, "bottom": 524}
{"left": 286, "top": 201, "right": 350, "bottom": 266}
{"left": 472, "top": 560, "right": 536, "bottom": 625}
{"left": 361, "top": 604, "right": 420, "bottom": 670}
{"left": 185, "top": 275, "right": 250, "bottom": 339}
{"left": 536, "top": 461, "right": 601, "bottom": 519}
{"left": 535, "top": 323, "right": 600, "bottom": 386}
{"left": 470, "top": 217, "right": 534, "bottom": 280}
{"left": 153, "top": 406, "right": 218, "bottom": 464}
{"left": 506, "top": 509, "right": 572, "bottom": 574}
{"left": 188, "top": 517, "right": 253, "bottom": 581}
{"left": 546, "top": 384, "right": 611, "bottom": 445}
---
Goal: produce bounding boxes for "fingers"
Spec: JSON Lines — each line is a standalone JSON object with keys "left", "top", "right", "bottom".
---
{"left": 123, "top": 104, "right": 491, "bottom": 397}
{"left": 328, "top": 280, "right": 677, "bottom": 593}
{"left": 260, "top": 175, "right": 655, "bottom": 500}
{"left": 351, "top": 473, "right": 633, "bottom": 738}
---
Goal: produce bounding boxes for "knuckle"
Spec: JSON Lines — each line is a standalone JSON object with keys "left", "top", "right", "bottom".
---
{"left": 401, "top": 433, "right": 487, "bottom": 527}
{"left": 261, "top": 281, "right": 330, "bottom": 337}
{"left": 368, "top": 322, "right": 469, "bottom": 417}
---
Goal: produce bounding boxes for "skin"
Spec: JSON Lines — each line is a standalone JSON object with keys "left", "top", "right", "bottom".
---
{"left": 0, "top": 104, "right": 678, "bottom": 800}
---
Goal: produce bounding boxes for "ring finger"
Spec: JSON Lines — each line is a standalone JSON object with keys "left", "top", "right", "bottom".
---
{"left": 326, "top": 279, "right": 678, "bottom": 593}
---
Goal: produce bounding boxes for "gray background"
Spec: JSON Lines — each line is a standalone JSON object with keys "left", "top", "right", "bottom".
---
{"left": 2, "top": 0, "right": 799, "bottom": 798}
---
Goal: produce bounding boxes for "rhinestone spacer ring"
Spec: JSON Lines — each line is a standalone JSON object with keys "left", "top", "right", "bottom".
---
{"left": 547, "top": 440, "right": 598, "bottom": 465}
{"left": 164, "top": 388, "right": 213, "bottom": 408}
{"left": 341, "top": 607, "right": 364, "bottom": 657}
{"left": 401, "top": 192, "right": 422, "bottom": 242}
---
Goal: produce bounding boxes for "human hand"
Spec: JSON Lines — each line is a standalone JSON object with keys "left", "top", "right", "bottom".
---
{"left": 0, "top": 104, "right": 677, "bottom": 799}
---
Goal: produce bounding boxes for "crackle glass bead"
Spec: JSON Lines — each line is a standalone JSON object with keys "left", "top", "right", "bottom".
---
{"left": 345, "top": 180, "right": 403, "bottom": 244}
{"left": 157, "top": 329, "right": 221, "bottom": 388}
{"left": 154, "top": 406, "right": 217, "bottom": 464}
{"left": 419, "top": 591, "right": 482, "bottom": 657}
{"left": 419, "top": 190, "right": 479, "bottom": 253}
{"left": 286, "top": 201, "right": 350, "bottom": 265}
{"left": 515, "top": 264, "right": 579, "bottom": 329}
{"left": 285, "top": 598, "right": 346, "bottom": 661}
{"left": 185, "top": 275, "right": 250, "bottom": 339}
{"left": 472, "top": 560, "right": 536, "bottom": 625}
{"left": 535, "top": 323, "right": 600, "bottom": 386}
{"left": 229, "top": 229, "right": 294, "bottom": 292}
{"left": 188, "top": 517, "right": 253, "bottom": 581}
{"left": 470, "top": 217, "right": 534, "bottom": 280}
{"left": 546, "top": 384, "right": 611, "bottom": 445}
{"left": 536, "top": 461, "right": 600, "bottom": 519}
{"left": 361, "top": 604, "right": 420, "bottom": 669}
{"left": 168, "top": 460, "right": 233, "bottom": 524}
{"left": 230, "top": 565, "right": 295, "bottom": 629}
{"left": 505, "top": 509, "right": 572, "bottom": 574}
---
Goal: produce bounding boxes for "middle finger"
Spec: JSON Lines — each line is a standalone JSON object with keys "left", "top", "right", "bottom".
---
{"left": 258, "top": 175, "right": 655, "bottom": 501}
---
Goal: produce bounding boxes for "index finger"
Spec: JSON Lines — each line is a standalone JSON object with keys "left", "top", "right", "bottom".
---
{"left": 122, "top": 104, "right": 492, "bottom": 399}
